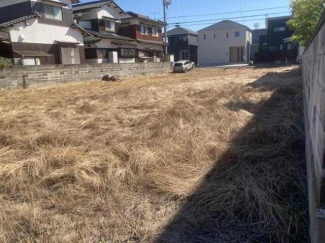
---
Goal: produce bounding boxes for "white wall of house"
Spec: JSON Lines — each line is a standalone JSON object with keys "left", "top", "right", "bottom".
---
{"left": 119, "top": 58, "right": 135, "bottom": 63}
{"left": 9, "top": 19, "right": 84, "bottom": 45}
{"left": 79, "top": 5, "right": 121, "bottom": 21}
{"left": 198, "top": 28, "right": 251, "bottom": 65}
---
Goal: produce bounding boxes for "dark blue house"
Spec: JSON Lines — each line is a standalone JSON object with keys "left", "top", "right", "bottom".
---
{"left": 256, "top": 16, "right": 298, "bottom": 63}
{"left": 167, "top": 26, "right": 198, "bottom": 64}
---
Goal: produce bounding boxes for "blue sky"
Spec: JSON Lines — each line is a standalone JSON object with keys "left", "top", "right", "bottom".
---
{"left": 79, "top": 0, "right": 292, "bottom": 31}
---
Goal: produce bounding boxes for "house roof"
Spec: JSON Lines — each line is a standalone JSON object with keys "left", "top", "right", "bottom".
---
{"left": 198, "top": 20, "right": 252, "bottom": 32}
{"left": 0, "top": 12, "right": 41, "bottom": 28}
{"left": 86, "top": 29, "right": 135, "bottom": 41}
{"left": 137, "top": 39, "right": 168, "bottom": 46}
{"left": 122, "top": 11, "right": 166, "bottom": 26}
{"left": 72, "top": 0, "right": 126, "bottom": 15}
{"left": 71, "top": 23, "right": 92, "bottom": 36}
{"left": 167, "top": 27, "right": 198, "bottom": 36}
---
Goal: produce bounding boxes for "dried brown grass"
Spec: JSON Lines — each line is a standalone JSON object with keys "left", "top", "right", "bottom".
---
{"left": 0, "top": 66, "right": 308, "bottom": 242}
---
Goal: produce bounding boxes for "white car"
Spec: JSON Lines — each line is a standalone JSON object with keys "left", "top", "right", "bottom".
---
{"left": 173, "top": 60, "right": 195, "bottom": 73}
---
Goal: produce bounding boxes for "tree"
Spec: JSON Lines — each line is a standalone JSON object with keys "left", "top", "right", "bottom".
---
{"left": 287, "top": 0, "right": 325, "bottom": 47}
{"left": 0, "top": 57, "right": 12, "bottom": 69}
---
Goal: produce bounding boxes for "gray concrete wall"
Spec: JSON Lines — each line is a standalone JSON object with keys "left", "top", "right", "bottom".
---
{"left": 302, "top": 10, "right": 325, "bottom": 243}
{"left": 0, "top": 62, "right": 172, "bottom": 91}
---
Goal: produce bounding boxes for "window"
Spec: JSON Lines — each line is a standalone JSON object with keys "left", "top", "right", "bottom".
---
{"left": 274, "top": 27, "right": 285, "bottom": 32}
{"left": 43, "top": 4, "right": 63, "bottom": 21}
{"left": 235, "top": 31, "right": 245, "bottom": 37}
{"left": 279, "top": 45, "right": 283, "bottom": 51}
{"left": 226, "top": 32, "right": 229, "bottom": 38}
{"left": 105, "top": 20, "right": 115, "bottom": 32}
{"left": 204, "top": 34, "right": 206, "bottom": 40}
{"left": 152, "top": 27, "right": 159, "bottom": 37}
{"left": 121, "top": 49, "right": 136, "bottom": 57}
{"left": 287, "top": 42, "right": 293, "bottom": 50}
{"left": 262, "top": 43, "right": 267, "bottom": 50}
{"left": 269, "top": 46, "right": 277, "bottom": 52}
{"left": 141, "top": 25, "right": 149, "bottom": 35}
{"left": 179, "top": 35, "right": 187, "bottom": 41}
{"left": 168, "top": 37, "right": 174, "bottom": 43}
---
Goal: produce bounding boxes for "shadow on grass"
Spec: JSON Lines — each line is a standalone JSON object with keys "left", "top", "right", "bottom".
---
{"left": 155, "top": 67, "right": 309, "bottom": 243}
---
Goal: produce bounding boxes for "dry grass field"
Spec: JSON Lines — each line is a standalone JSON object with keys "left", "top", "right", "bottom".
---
{"left": 0, "top": 66, "right": 308, "bottom": 242}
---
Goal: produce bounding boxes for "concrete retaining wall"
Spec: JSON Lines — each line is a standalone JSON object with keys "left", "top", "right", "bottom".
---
{"left": 302, "top": 10, "right": 325, "bottom": 243}
{"left": 0, "top": 62, "right": 171, "bottom": 91}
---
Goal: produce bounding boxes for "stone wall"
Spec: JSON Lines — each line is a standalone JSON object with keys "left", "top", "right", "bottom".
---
{"left": 0, "top": 62, "right": 171, "bottom": 91}
{"left": 302, "top": 10, "right": 325, "bottom": 243}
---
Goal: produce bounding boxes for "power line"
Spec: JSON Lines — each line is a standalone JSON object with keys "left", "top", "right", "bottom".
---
{"left": 173, "top": 18, "right": 268, "bottom": 28}
{"left": 159, "top": 6, "right": 290, "bottom": 19}
{"left": 168, "top": 11, "right": 291, "bottom": 25}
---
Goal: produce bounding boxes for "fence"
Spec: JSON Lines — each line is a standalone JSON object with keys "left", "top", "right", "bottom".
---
{"left": 0, "top": 62, "right": 172, "bottom": 91}
{"left": 302, "top": 10, "right": 325, "bottom": 243}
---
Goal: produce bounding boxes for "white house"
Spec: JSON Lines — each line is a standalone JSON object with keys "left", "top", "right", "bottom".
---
{"left": 0, "top": 0, "right": 89, "bottom": 65}
{"left": 198, "top": 20, "right": 252, "bottom": 65}
{"left": 73, "top": 0, "right": 137, "bottom": 64}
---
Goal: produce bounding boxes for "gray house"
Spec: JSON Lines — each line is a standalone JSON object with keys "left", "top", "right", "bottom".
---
{"left": 167, "top": 26, "right": 198, "bottom": 64}
{"left": 251, "top": 29, "right": 267, "bottom": 62}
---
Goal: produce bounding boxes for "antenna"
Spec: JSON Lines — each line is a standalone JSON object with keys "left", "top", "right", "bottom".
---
{"left": 150, "top": 11, "right": 160, "bottom": 20}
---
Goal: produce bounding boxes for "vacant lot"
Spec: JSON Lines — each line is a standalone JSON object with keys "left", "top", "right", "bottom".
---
{"left": 0, "top": 66, "right": 308, "bottom": 242}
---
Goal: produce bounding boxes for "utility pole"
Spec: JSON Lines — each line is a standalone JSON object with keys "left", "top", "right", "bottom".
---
{"left": 163, "top": 0, "right": 172, "bottom": 54}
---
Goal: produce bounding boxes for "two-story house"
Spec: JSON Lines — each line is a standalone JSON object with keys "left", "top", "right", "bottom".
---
{"left": 250, "top": 28, "right": 267, "bottom": 63}
{"left": 256, "top": 16, "right": 298, "bottom": 63}
{"left": 198, "top": 20, "right": 252, "bottom": 65}
{"left": 72, "top": 0, "right": 138, "bottom": 64}
{"left": 0, "top": 0, "right": 89, "bottom": 65}
{"left": 119, "top": 12, "right": 167, "bottom": 62}
{"left": 167, "top": 26, "right": 198, "bottom": 64}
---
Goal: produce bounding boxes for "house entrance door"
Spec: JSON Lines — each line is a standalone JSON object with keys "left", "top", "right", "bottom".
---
{"left": 230, "top": 47, "right": 244, "bottom": 63}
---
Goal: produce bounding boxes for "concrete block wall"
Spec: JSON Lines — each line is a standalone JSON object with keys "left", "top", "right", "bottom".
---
{"left": 302, "top": 10, "right": 325, "bottom": 243}
{"left": 0, "top": 62, "right": 172, "bottom": 91}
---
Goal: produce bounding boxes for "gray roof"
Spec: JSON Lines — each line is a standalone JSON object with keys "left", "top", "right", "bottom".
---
{"left": 86, "top": 29, "right": 135, "bottom": 41}
{"left": 198, "top": 20, "right": 252, "bottom": 32}
{"left": 122, "top": 11, "right": 166, "bottom": 26}
{"left": 0, "top": 12, "right": 41, "bottom": 28}
{"left": 167, "top": 27, "right": 198, "bottom": 36}
{"left": 72, "top": 0, "right": 125, "bottom": 14}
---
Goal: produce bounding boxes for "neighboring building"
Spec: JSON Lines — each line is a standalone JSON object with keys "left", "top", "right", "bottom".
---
{"left": 167, "top": 26, "right": 198, "bottom": 64}
{"left": 250, "top": 28, "right": 267, "bottom": 62}
{"left": 256, "top": 16, "right": 298, "bottom": 63}
{"left": 0, "top": 0, "right": 88, "bottom": 65}
{"left": 119, "top": 12, "right": 167, "bottom": 62}
{"left": 198, "top": 20, "right": 252, "bottom": 65}
{"left": 73, "top": 0, "right": 137, "bottom": 64}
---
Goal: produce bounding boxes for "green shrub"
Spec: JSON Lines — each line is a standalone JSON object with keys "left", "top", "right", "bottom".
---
{"left": 0, "top": 57, "right": 12, "bottom": 69}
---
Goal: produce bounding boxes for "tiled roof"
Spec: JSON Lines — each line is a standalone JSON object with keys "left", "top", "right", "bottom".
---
{"left": 86, "top": 29, "right": 135, "bottom": 41}
{"left": 72, "top": 0, "right": 125, "bottom": 14}
{"left": 167, "top": 27, "right": 198, "bottom": 36}
{"left": 0, "top": 12, "right": 41, "bottom": 28}
{"left": 71, "top": 23, "right": 92, "bottom": 36}
{"left": 198, "top": 20, "right": 252, "bottom": 32}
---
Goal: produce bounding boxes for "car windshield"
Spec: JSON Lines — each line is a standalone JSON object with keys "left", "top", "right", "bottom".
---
{"left": 174, "top": 63, "right": 183, "bottom": 66}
